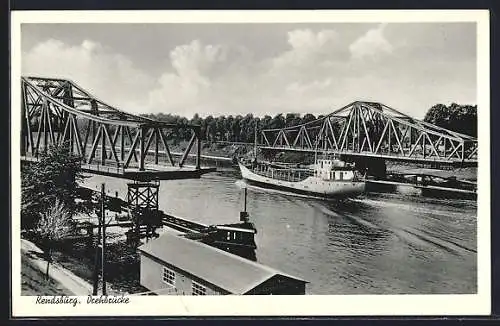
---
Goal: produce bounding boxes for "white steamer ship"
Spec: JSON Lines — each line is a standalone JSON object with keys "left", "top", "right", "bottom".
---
{"left": 238, "top": 158, "right": 366, "bottom": 198}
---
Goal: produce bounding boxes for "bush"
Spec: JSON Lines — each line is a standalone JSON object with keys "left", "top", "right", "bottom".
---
{"left": 21, "top": 144, "right": 86, "bottom": 231}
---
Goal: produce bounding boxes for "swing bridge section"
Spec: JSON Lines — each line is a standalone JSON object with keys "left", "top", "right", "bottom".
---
{"left": 20, "top": 76, "right": 214, "bottom": 181}
{"left": 19, "top": 76, "right": 257, "bottom": 268}
{"left": 259, "top": 101, "right": 478, "bottom": 168}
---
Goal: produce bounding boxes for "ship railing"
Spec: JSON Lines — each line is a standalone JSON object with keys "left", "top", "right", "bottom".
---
{"left": 254, "top": 166, "right": 313, "bottom": 182}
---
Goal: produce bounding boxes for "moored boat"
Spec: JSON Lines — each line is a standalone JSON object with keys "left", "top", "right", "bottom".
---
{"left": 238, "top": 158, "right": 366, "bottom": 198}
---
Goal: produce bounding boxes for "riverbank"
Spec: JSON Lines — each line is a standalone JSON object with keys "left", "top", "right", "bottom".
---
{"left": 386, "top": 162, "right": 477, "bottom": 182}
{"left": 169, "top": 141, "right": 250, "bottom": 160}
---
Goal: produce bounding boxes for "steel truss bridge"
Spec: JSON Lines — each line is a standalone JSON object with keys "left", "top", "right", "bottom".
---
{"left": 21, "top": 76, "right": 212, "bottom": 180}
{"left": 260, "top": 101, "right": 477, "bottom": 166}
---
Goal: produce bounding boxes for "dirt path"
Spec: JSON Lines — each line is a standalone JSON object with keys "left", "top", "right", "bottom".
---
{"left": 21, "top": 254, "right": 72, "bottom": 296}
{"left": 21, "top": 239, "right": 93, "bottom": 296}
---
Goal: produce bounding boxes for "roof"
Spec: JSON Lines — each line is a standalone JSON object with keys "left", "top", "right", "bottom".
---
{"left": 214, "top": 225, "right": 256, "bottom": 233}
{"left": 138, "top": 233, "right": 307, "bottom": 294}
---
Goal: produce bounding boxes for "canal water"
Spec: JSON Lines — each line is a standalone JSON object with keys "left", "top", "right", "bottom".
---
{"left": 82, "top": 169, "right": 477, "bottom": 295}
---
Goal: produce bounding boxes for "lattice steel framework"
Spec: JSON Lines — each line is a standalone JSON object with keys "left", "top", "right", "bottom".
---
{"left": 21, "top": 76, "right": 202, "bottom": 171}
{"left": 127, "top": 182, "right": 159, "bottom": 210}
{"left": 260, "top": 101, "right": 477, "bottom": 164}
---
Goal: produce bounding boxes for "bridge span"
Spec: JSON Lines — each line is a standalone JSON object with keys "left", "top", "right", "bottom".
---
{"left": 259, "top": 101, "right": 477, "bottom": 167}
{"left": 20, "top": 76, "right": 213, "bottom": 181}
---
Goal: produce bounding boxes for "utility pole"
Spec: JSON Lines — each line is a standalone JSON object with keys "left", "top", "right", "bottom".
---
{"left": 92, "top": 183, "right": 107, "bottom": 295}
{"left": 101, "top": 183, "right": 107, "bottom": 295}
{"left": 253, "top": 121, "right": 258, "bottom": 160}
{"left": 92, "top": 186, "right": 101, "bottom": 295}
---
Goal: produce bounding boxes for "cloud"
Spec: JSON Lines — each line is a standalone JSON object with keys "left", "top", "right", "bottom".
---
{"left": 349, "top": 24, "right": 393, "bottom": 60}
{"left": 22, "top": 39, "right": 155, "bottom": 112}
{"left": 169, "top": 40, "right": 226, "bottom": 78}
{"left": 147, "top": 40, "right": 237, "bottom": 117}
{"left": 22, "top": 24, "right": 476, "bottom": 119}
{"left": 271, "top": 29, "right": 341, "bottom": 73}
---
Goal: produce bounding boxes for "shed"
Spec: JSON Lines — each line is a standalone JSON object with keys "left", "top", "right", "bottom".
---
{"left": 138, "top": 232, "right": 307, "bottom": 295}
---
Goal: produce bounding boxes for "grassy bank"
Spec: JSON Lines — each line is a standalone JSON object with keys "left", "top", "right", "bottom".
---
{"left": 42, "top": 237, "right": 147, "bottom": 295}
{"left": 21, "top": 253, "right": 72, "bottom": 296}
{"left": 169, "top": 141, "right": 251, "bottom": 159}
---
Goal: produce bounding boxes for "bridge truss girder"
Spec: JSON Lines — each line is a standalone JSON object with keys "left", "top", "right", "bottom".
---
{"left": 260, "top": 101, "right": 477, "bottom": 164}
{"left": 21, "top": 76, "right": 202, "bottom": 171}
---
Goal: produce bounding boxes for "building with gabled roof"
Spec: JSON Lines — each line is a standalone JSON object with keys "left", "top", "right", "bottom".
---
{"left": 138, "top": 232, "right": 307, "bottom": 295}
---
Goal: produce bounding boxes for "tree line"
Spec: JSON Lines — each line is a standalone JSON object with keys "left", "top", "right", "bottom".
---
{"left": 141, "top": 103, "right": 477, "bottom": 143}
{"left": 25, "top": 103, "right": 476, "bottom": 144}
{"left": 140, "top": 112, "right": 322, "bottom": 144}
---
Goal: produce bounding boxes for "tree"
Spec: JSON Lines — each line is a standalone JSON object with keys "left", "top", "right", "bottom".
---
{"left": 191, "top": 113, "right": 202, "bottom": 126}
{"left": 261, "top": 115, "right": 272, "bottom": 130}
{"left": 424, "top": 104, "right": 450, "bottom": 128}
{"left": 424, "top": 103, "right": 477, "bottom": 137}
{"left": 225, "top": 115, "right": 235, "bottom": 141}
{"left": 302, "top": 113, "right": 317, "bottom": 124}
{"left": 215, "top": 116, "right": 226, "bottom": 141}
{"left": 232, "top": 115, "right": 242, "bottom": 142}
{"left": 285, "top": 113, "right": 300, "bottom": 127}
{"left": 205, "top": 115, "right": 216, "bottom": 142}
{"left": 270, "top": 114, "right": 285, "bottom": 129}
{"left": 36, "top": 199, "right": 74, "bottom": 280}
{"left": 21, "top": 143, "right": 85, "bottom": 231}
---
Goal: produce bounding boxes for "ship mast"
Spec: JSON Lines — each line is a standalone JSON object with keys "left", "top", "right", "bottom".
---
{"left": 314, "top": 129, "right": 319, "bottom": 165}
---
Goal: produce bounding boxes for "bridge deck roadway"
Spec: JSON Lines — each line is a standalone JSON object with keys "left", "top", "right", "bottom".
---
{"left": 258, "top": 146, "right": 477, "bottom": 166}
{"left": 21, "top": 155, "right": 216, "bottom": 181}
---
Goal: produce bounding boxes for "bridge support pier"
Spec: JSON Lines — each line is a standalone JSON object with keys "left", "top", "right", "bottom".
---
{"left": 369, "top": 159, "right": 387, "bottom": 179}
{"left": 347, "top": 156, "right": 387, "bottom": 179}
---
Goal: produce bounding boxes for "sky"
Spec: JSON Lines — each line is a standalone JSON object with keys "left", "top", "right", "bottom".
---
{"left": 21, "top": 23, "right": 477, "bottom": 119}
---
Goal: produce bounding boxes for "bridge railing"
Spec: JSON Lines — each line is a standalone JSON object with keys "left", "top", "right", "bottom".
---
{"left": 81, "top": 161, "right": 125, "bottom": 175}
{"left": 260, "top": 145, "right": 476, "bottom": 163}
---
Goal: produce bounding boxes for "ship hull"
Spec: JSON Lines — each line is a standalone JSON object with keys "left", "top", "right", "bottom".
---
{"left": 239, "top": 163, "right": 365, "bottom": 198}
